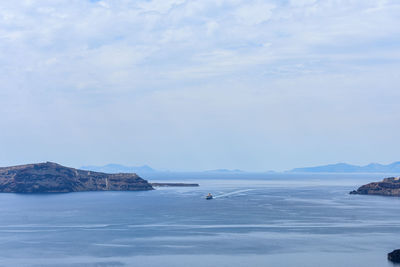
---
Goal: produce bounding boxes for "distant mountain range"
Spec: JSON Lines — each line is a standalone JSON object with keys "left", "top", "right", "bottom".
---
{"left": 289, "top": 162, "right": 400, "bottom": 173}
{"left": 81, "top": 161, "right": 400, "bottom": 175}
{"left": 80, "top": 164, "right": 155, "bottom": 174}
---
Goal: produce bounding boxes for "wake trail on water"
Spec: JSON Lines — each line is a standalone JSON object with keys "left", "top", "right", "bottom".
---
{"left": 212, "top": 189, "right": 254, "bottom": 199}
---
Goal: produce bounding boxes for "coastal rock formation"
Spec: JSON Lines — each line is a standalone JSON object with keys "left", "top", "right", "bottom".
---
{"left": 350, "top": 177, "right": 400, "bottom": 196}
{"left": 0, "top": 162, "right": 153, "bottom": 193}
{"left": 388, "top": 249, "right": 400, "bottom": 263}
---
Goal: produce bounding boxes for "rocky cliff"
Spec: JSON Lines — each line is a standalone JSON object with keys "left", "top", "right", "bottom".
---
{"left": 0, "top": 162, "right": 153, "bottom": 193}
{"left": 350, "top": 177, "right": 400, "bottom": 196}
{"left": 388, "top": 249, "right": 400, "bottom": 263}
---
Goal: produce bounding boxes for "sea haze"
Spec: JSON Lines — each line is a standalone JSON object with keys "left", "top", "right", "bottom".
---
{"left": 0, "top": 173, "right": 398, "bottom": 267}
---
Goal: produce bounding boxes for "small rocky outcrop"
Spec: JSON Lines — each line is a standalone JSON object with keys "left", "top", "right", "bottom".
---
{"left": 0, "top": 162, "right": 153, "bottom": 193}
{"left": 388, "top": 249, "right": 400, "bottom": 263}
{"left": 350, "top": 177, "right": 400, "bottom": 196}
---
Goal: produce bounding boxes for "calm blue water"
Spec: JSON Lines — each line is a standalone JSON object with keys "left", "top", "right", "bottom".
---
{"left": 0, "top": 173, "right": 400, "bottom": 267}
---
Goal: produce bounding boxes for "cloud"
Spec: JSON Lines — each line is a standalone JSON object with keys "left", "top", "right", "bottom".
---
{"left": 0, "top": 0, "right": 400, "bottom": 170}
{"left": 289, "top": 0, "right": 317, "bottom": 7}
{"left": 139, "top": 0, "right": 187, "bottom": 14}
{"left": 234, "top": 1, "right": 275, "bottom": 25}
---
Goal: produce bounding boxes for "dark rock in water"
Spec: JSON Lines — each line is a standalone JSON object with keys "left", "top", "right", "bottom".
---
{"left": 388, "top": 249, "right": 400, "bottom": 263}
{"left": 350, "top": 177, "right": 400, "bottom": 196}
{"left": 0, "top": 162, "right": 153, "bottom": 193}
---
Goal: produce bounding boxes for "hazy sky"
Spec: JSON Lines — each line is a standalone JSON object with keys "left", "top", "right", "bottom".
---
{"left": 1, "top": 0, "right": 400, "bottom": 171}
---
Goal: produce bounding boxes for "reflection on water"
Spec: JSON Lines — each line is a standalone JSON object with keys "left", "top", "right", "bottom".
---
{"left": 0, "top": 173, "right": 399, "bottom": 266}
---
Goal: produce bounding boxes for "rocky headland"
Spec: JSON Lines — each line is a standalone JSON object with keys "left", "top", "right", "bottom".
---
{"left": 350, "top": 177, "right": 400, "bottom": 196}
{"left": 388, "top": 249, "right": 400, "bottom": 263}
{"left": 0, "top": 162, "right": 153, "bottom": 193}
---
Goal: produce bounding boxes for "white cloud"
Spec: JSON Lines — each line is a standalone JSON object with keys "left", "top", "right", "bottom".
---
{"left": 138, "top": 0, "right": 186, "bottom": 14}
{"left": 0, "top": 0, "right": 400, "bottom": 170}
{"left": 289, "top": 0, "right": 317, "bottom": 7}
{"left": 234, "top": 1, "right": 275, "bottom": 25}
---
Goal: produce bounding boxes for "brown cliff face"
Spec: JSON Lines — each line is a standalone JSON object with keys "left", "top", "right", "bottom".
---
{"left": 0, "top": 162, "right": 153, "bottom": 193}
{"left": 350, "top": 177, "right": 400, "bottom": 196}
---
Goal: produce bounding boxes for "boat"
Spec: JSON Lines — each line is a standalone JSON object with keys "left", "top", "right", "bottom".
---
{"left": 206, "top": 193, "right": 213, "bottom": 200}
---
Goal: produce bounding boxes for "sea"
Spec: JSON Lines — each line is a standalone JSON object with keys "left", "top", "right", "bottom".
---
{"left": 0, "top": 172, "right": 400, "bottom": 267}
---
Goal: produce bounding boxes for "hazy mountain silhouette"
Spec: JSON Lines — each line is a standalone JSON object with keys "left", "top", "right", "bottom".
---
{"left": 289, "top": 161, "right": 400, "bottom": 173}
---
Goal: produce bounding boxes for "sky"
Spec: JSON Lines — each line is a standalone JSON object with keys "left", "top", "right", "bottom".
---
{"left": 1, "top": 0, "right": 400, "bottom": 171}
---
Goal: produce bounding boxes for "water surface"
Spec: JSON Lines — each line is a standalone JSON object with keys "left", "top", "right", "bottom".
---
{"left": 0, "top": 173, "right": 399, "bottom": 266}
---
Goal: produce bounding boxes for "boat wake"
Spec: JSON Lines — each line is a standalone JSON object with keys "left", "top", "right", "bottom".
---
{"left": 212, "top": 189, "right": 254, "bottom": 199}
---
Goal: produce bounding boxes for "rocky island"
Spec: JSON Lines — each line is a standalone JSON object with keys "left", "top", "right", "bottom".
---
{"left": 388, "top": 249, "right": 400, "bottom": 263}
{"left": 0, "top": 162, "right": 153, "bottom": 193}
{"left": 350, "top": 177, "right": 400, "bottom": 196}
